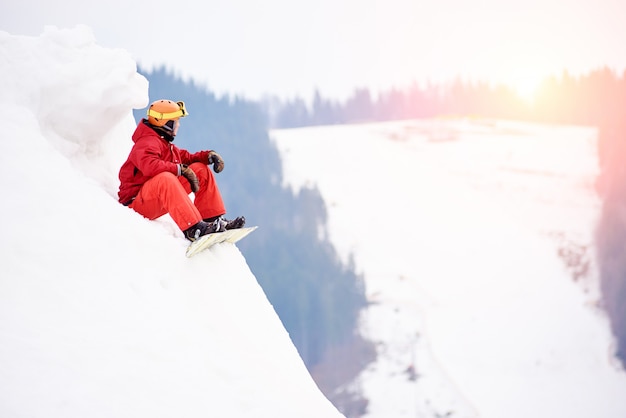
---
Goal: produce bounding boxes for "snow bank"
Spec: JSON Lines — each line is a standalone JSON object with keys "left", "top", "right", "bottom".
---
{"left": 0, "top": 26, "right": 343, "bottom": 418}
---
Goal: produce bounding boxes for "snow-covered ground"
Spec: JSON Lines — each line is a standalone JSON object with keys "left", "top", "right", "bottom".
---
{"left": 3, "top": 24, "right": 625, "bottom": 418}
{"left": 271, "top": 118, "right": 626, "bottom": 417}
{"left": 0, "top": 26, "right": 343, "bottom": 418}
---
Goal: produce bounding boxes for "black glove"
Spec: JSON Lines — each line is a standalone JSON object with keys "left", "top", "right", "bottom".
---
{"left": 180, "top": 164, "right": 200, "bottom": 193}
{"left": 208, "top": 151, "right": 224, "bottom": 173}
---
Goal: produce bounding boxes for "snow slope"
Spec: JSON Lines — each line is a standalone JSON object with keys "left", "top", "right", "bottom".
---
{"left": 0, "top": 26, "right": 343, "bottom": 418}
{"left": 272, "top": 119, "right": 626, "bottom": 417}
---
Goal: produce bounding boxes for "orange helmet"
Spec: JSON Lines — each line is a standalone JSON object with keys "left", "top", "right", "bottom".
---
{"left": 146, "top": 99, "right": 188, "bottom": 127}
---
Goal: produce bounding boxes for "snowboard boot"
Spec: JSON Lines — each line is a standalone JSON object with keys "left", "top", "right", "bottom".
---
{"left": 204, "top": 215, "right": 246, "bottom": 230}
{"left": 183, "top": 219, "right": 226, "bottom": 242}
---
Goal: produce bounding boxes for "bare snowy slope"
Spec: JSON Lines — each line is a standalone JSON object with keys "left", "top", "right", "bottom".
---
{"left": 0, "top": 26, "right": 343, "bottom": 418}
{"left": 272, "top": 119, "right": 626, "bottom": 418}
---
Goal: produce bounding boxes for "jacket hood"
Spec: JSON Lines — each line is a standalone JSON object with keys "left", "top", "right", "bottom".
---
{"left": 132, "top": 119, "right": 159, "bottom": 143}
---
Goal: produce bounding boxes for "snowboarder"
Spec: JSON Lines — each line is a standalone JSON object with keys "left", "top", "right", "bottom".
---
{"left": 118, "top": 99, "right": 245, "bottom": 241}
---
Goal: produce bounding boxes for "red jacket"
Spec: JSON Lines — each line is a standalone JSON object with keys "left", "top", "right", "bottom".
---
{"left": 118, "top": 120, "right": 210, "bottom": 204}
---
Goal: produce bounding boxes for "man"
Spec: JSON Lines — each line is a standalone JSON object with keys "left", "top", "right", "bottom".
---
{"left": 118, "top": 99, "right": 245, "bottom": 241}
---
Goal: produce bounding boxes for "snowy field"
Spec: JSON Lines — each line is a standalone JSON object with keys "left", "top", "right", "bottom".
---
{"left": 0, "top": 27, "right": 343, "bottom": 418}
{"left": 271, "top": 118, "right": 626, "bottom": 417}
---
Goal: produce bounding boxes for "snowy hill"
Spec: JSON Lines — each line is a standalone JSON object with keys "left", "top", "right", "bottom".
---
{"left": 0, "top": 26, "right": 343, "bottom": 418}
{"left": 272, "top": 119, "right": 626, "bottom": 417}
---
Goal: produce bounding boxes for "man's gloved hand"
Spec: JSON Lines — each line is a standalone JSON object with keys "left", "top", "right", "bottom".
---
{"left": 180, "top": 164, "right": 200, "bottom": 193}
{"left": 208, "top": 151, "right": 224, "bottom": 173}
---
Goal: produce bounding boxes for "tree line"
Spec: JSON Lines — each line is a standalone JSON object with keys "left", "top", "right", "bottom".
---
{"left": 268, "top": 67, "right": 626, "bottom": 130}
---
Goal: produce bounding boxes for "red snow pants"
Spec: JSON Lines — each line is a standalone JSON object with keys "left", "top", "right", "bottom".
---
{"left": 129, "top": 162, "right": 226, "bottom": 231}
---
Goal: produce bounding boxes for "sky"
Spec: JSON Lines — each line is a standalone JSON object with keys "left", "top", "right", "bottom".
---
{"left": 0, "top": 27, "right": 344, "bottom": 418}
{"left": 2, "top": 0, "right": 626, "bottom": 102}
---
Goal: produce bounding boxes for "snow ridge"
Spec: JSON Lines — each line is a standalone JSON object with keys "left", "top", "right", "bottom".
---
{"left": 0, "top": 26, "right": 342, "bottom": 418}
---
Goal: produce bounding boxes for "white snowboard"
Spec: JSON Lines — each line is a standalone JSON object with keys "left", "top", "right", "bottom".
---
{"left": 185, "top": 226, "right": 258, "bottom": 258}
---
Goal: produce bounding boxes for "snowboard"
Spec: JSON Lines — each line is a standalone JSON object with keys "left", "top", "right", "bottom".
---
{"left": 185, "top": 226, "right": 257, "bottom": 258}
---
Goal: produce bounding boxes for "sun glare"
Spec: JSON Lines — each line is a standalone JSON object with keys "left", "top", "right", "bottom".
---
{"left": 509, "top": 74, "right": 543, "bottom": 104}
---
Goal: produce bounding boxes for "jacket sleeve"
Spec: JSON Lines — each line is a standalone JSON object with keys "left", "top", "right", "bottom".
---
{"left": 180, "top": 149, "right": 211, "bottom": 165}
{"left": 131, "top": 136, "right": 179, "bottom": 178}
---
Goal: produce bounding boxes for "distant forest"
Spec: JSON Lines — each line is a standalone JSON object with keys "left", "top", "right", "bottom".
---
{"left": 136, "top": 66, "right": 626, "bottom": 416}
{"left": 269, "top": 67, "right": 626, "bottom": 370}
{"left": 268, "top": 67, "right": 625, "bottom": 130}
